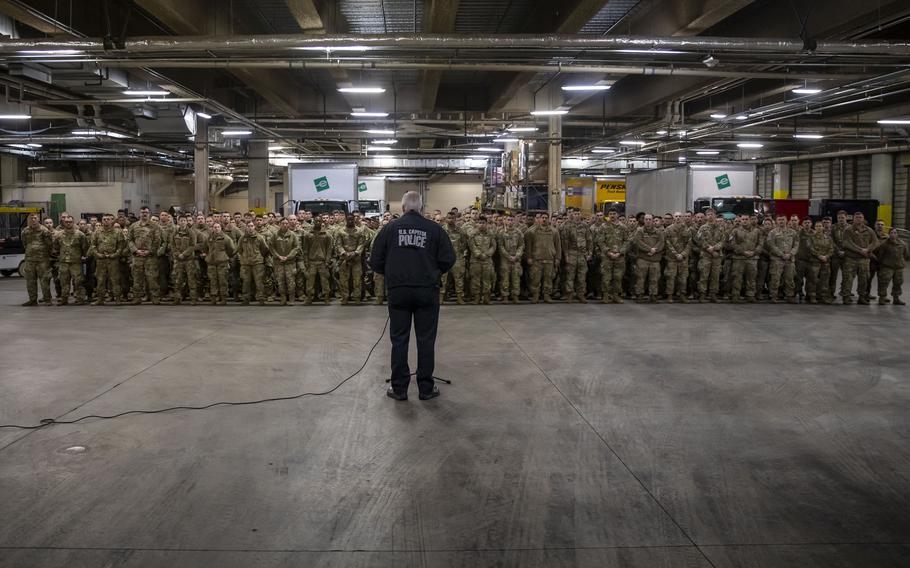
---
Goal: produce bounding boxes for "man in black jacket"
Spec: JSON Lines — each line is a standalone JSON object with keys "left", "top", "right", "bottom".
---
{"left": 370, "top": 191, "right": 456, "bottom": 401}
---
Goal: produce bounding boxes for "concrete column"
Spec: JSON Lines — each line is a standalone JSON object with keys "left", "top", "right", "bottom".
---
{"left": 773, "top": 163, "right": 791, "bottom": 199}
{"left": 248, "top": 140, "right": 269, "bottom": 212}
{"left": 0, "top": 154, "right": 27, "bottom": 200}
{"left": 194, "top": 116, "right": 209, "bottom": 213}
{"left": 547, "top": 115, "right": 562, "bottom": 213}
{"left": 871, "top": 153, "right": 894, "bottom": 227}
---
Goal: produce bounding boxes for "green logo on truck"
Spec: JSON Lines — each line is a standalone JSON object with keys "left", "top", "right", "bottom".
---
{"left": 715, "top": 174, "right": 731, "bottom": 190}
{"left": 357, "top": 182, "right": 367, "bottom": 193}
{"left": 314, "top": 176, "right": 330, "bottom": 192}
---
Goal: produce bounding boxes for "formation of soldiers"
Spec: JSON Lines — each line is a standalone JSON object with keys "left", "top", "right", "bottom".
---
{"left": 17, "top": 204, "right": 907, "bottom": 307}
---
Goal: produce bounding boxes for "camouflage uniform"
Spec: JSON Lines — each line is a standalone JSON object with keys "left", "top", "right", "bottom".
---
{"left": 766, "top": 226, "right": 799, "bottom": 302}
{"left": 158, "top": 220, "right": 176, "bottom": 299}
{"left": 524, "top": 224, "right": 561, "bottom": 303}
{"left": 876, "top": 236, "right": 907, "bottom": 304}
{"left": 207, "top": 231, "right": 236, "bottom": 304}
{"left": 593, "top": 221, "right": 630, "bottom": 303}
{"left": 841, "top": 224, "right": 881, "bottom": 304}
{"left": 663, "top": 223, "right": 692, "bottom": 302}
{"left": 560, "top": 220, "right": 593, "bottom": 302}
{"left": 128, "top": 220, "right": 162, "bottom": 303}
{"left": 441, "top": 222, "right": 468, "bottom": 303}
{"left": 829, "top": 222, "right": 849, "bottom": 297}
{"left": 238, "top": 231, "right": 270, "bottom": 304}
{"left": 89, "top": 227, "right": 126, "bottom": 304}
{"left": 468, "top": 229, "right": 496, "bottom": 304}
{"left": 795, "top": 226, "right": 813, "bottom": 299}
{"left": 20, "top": 224, "right": 53, "bottom": 304}
{"left": 335, "top": 226, "right": 365, "bottom": 304}
{"left": 270, "top": 228, "right": 300, "bottom": 305}
{"left": 497, "top": 226, "right": 524, "bottom": 302}
{"left": 170, "top": 227, "right": 199, "bottom": 304}
{"left": 631, "top": 226, "right": 664, "bottom": 300}
{"left": 695, "top": 222, "right": 725, "bottom": 301}
{"left": 370, "top": 229, "right": 386, "bottom": 304}
{"left": 303, "top": 228, "right": 334, "bottom": 304}
{"left": 293, "top": 224, "right": 311, "bottom": 301}
{"left": 728, "top": 224, "right": 763, "bottom": 302}
{"left": 55, "top": 227, "right": 89, "bottom": 304}
{"left": 807, "top": 229, "right": 835, "bottom": 304}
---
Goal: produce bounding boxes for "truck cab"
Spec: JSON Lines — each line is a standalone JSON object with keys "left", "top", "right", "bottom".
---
{"left": 294, "top": 200, "right": 351, "bottom": 217}
{"left": 694, "top": 196, "right": 763, "bottom": 220}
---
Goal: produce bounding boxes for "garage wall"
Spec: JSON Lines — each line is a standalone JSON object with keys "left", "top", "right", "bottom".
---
{"left": 424, "top": 174, "right": 482, "bottom": 213}
{"left": 4, "top": 182, "right": 123, "bottom": 218}
{"left": 895, "top": 153, "right": 909, "bottom": 229}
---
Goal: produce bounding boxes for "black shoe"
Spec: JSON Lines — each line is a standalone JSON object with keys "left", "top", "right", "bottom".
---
{"left": 419, "top": 385, "right": 440, "bottom": 401}
{"left": 386, "top": 386, "right": 407, "bottom": 401}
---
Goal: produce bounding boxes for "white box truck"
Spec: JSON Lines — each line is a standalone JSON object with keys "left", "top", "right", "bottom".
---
{"left": 355, "top": 176, "right": 387, "bottom": 217}
{"left": 288, "top": 163, "right": 358, "bottom": 216}
{"left": 626, "top": 165, "right": 757, "bottom": 218}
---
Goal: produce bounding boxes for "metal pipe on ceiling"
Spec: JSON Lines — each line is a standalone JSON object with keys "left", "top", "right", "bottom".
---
{"left": 91, "top": 59, "right": 865, "bottom": 81}
{"left": 1, "top": 33, "right": 909, "bottom": 55}
{"left": 753, "top": 145, "right": 910, "bottom": 163}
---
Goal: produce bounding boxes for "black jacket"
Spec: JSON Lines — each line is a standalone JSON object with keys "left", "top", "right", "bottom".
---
{"left": 370, "top": 211, "right": 455, "bottom": 289}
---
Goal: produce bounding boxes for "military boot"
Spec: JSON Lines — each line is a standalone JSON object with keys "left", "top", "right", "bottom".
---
{"left": 543, "top": 295, "right": 553, "bottom": 304}
{"left": 665, "top": 295, "right": 675, "bottom": 304}
{"left": 679, "top": 296, "right": 690, "bottom": 304}
{"left": 91, "top": 299, "right": 105, "bottom": 306}
{"left": 578, "top": 295, "right": 587, "bottom": 304}
{"left": 649, "top": 295, "right": 658, "bottom": 304}
{"left": 22, "top": 300, "right": 38, "bottom": 306}
{"left": 190, "top": 298, "right": 198, "bottom": 306}
{"left": 808, "top": 296, "right": 817, "bottom": 304}
{"left": 857, "top": 297, "right": 870, "bottom": 305}
{"left": 842, "top": 297, "right": 853, "bottom": 305}
{"left": 304, "top": 298, "right": 313, "bottom": 306}
{"left": 698, "top": 295, "right": 706, "bottom": 303}
{"left": 894, "top": 296, "right": 905, "bottom": 305}
{"left": 173, "top": 297, "right": 182, "bottom": 305}
{"left": 601, "top": 295, "right": 612, "bottom": 304}
{"left": 878, "top": 297, "right": 889, "bottom": 305}
{"left": 511, "top": 295, "right": 520, "bottom": 303}
{"left": 566, "top": 294, "right": 575, "bottom": 303}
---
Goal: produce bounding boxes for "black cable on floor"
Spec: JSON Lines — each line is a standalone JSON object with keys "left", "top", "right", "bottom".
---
{"left": 0, "top": 316, "right": 390, "bottom": 431}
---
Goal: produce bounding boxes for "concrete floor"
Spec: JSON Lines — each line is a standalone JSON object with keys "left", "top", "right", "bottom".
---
{"left": 1, "top": 275, "right": 909, "bottom": 568}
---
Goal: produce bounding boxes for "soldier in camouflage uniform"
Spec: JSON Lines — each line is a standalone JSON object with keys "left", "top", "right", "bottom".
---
{"left": 157, "top": 211, "right": 176, "bottom": 300}
{"left": 841, "top": 212, "right": 880, "bottom": 305}
{"left": 170, "top": 215, "right": 199, "bottom": 305}
{"left": 593, "top": 209, "right": 629, "bottom": 304}
{"left": 728, "top": 215, "right": 763, "bottom": 303}
{"left": 89, "top": 213, "right": 126, "bottom": 304}
{"left": 795, "top": 218, "right": 814, "bottom": 301}
{"left": 663, "top": 212, "right": 692, "bottom": 303}
{"left": 695, "top": 210, "right": 725, "bottom": 302}
{"left": 54, "top": 213, "right": 90, "bottom": 305}
{"left": 238, "top": 221, "right": 270, "bottom": 305}
{"left": 524, "top": 213, "right": 562, "bottom": 303}
{"left": 497, "top": 215, "right": 524, "bottom": 303}
{"left": 270, "top": 217, "right": 300, "bottom": 306}
{"left": 631, "top": 214, "right": 664, "bottom": 303}
{"left": 468, "top": 216, "right": 496, "bottom": 304}
{"left": 303, "top": 218, "right": 334, "bottom": 304}
{"left": 829, "top": 210, "right": 849, "bottom": 299}
{"left": 766, "top": 215, "right": 800, "bottom": 303}
{"left": 128, "top": 206, "right": 162, "bottom": 304}
{"left": 441, "top": 213, "right": 467, "bottom": 304}
{"left": 806, "top": 220, "right": 835, "bottom": 304}
{"left": 19, "top": 213, "right": 53, "bottom": 306}
{"left": 876, "top": 227, "right": 908, "bottom": 305}
{"left": 207, "top": 222, "right": 236, "bottom": 305}
{"left": 335, "top": 216, "right": 366, "bottom": 304}
{"left": 560, "top": 209, "right": 593, "bottom": 303}
{"left": 371, "top": 222, "right": 387, "bottom": 305}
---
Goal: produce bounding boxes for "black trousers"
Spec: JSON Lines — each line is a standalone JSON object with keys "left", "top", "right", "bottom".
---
{"left": 388, "top": 286, "right": 440, "bottom": 395}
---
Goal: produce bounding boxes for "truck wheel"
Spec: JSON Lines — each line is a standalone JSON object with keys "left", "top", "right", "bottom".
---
{"left": 0, "top": 270, "right": 13, "bottom": 277}
{"left": 17, "top": 260, "right": 25, "bottom": 276}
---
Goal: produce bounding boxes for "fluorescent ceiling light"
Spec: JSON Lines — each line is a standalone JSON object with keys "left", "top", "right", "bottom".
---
{"left": 507, "top": 127, "right": 537, "bottom": 132}
{"left": 351, "top": 112, "right": 389, "bottom": 117}
{"left": 372, "top": 139, "right": 397, "bottom": 145}
{"left": 690, "top": 164, "right": 716, "bottom": 168}
{"left": 364, "top": 129, "right": 394, "bottom": 135}
{"left": 298, "top": 46, "right": 370, "bottom": 52}
{"left": 494, "top": 138, "right": 519, "bottom": 143}
{"left": 106, "top": 131, "right": 129, "bottom": 139}
{"left": 123, "top": 90, "right": 169, "bottom": 96}
{"left": 656, "top": 130, "right": 668, "bottom": 135}
{"left": 620, "top": 140, "right": 647, "bottom": 146}
{"left": 792, "top": 88, "right": 822, "bottom": 95}
{"left": 734, "top": 115, "right": 749, "bottom": 120}
{"left": 222, "top": 130, "right": 253, "bottom": 136}
{"left": 26, "top": 143, "right": 42, "bottom": 148}
{"left": 71, "top": 129, "right": 129, "bottom": 138}
{"left": 710, "top": 113, "right": 727, "bottom": 119}
{"left": 475, "top": 147, "right": 501, "bottom": 152}
{"left": 592, "top": 148, "right": 615, "bottom": 154}
{"left": 338, "top": 87, "right": 386, "bottom": 94}
{"left": 467, "top": 155, "right": 490, "bottom": 160}
{"left": 18, "top": 49, "right": 82, "bottom": 55}
{"left": 196, "top": 111, "right": 212, "bottom": 119}
{"left": 366, "top": 146, "right": 393, "bottom": 151}
{"left": 0, "top": 114, "right": 31, "bottom": 120}
{"left": 793, "top": 133, "right": 824, "bottom": 139}
{"left": 530, "top": 109, "right": 569, "bottom": 116}
{"left": 268, "top": 145, "right": 287, "bottom": 151}
{"left": 7, "top": 143, "right": 33, "bottom": 149}
{"left": 561, "top": 85, "right": 611, "bottom": 91}
{"left": 737, "top": 142, "right": 764, "bottom": 148}
{"left": 877, "top": 119, "right": 910, "bottom": 125}
{"left": 614, "top": 49, "right": 687, "bottom": 55}
{"left": 696, "top": 150, "right": 720, "bottom": 155}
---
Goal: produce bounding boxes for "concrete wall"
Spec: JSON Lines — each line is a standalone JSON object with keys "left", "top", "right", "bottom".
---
{"left": 424, "top": 174, "right": 482, "bottom": 213}
{"left": 386, "top": 182, "right": 411, "bottom": 212}
{"left": 209, "top": 185, "right": 286, "bottom": 214}
{"left": 4, "top": 182, "right": 123, "bottom": 218}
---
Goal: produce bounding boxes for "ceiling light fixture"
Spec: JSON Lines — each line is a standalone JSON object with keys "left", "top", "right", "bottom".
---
{"left": 0, "top": 114, "right": 31, "bottom": 120}
{"left": 793, "top": 133, "right": 824, "bottom": 139}
{"left": 26, "top": 143, "right": 42, "bottom": 148}
{"left": 298, "top": 46, "right": 370, "bottom": 52}
{"left": 372, "top": 139, "right": 397, "bottom": 145}
{"left": 792, "top": 88, "right": 822, "bottom": 95}
{"left": 123, "top": 90, "right": 169, "bottom": 96}
{"left": 18, "top": 49, "right": 82, "bottom": 55}
{"left": 737, "top": 143, "right": 764, "bottom": 148}
{"left": 734, "top": 115, "right": 749, "bottom": 120}
{"left": 338, "top": 87, "right": 386, "bottom": 94}
{"left": 696, "top": 150, "right": 720, "bottom": 155}
{"left": 702, "top": 55, "right": 719, "bottom": 68}
{"left": 366, "top": 146, "right": 393, "bottom": 151}
{"left": 619, "top": 140, "right": 647, "bottom": 146}
{"left": 364, "top": 129, "right": 395, "bottom": 135}
{"left": 561, "top": 85, "right": 611, "bottom": 91}
{"left": 222, "top": 130, "right": 253, "bottom": 136}
{"left": 591, "top": 149, "right": 615, "bottom": 154}
{"left": 507, "top": 127, "right": 537, "bottom": 132}
{"left": 530, "top": 109, "right": 569, "bottom": 116}
{"left": 656, "top": 130, "right": 668, "bottom": 135}
{"left": 196, "top": 111, "right": 212, "bottom": 119}
{"left": 494, "top": 138, "right": 519, "bottom": 143}
{"left": 475, "top": 147, "right": 502, "bottom": 153}
{"left": 351, "top": 112, "right": 389, "bottom": 117}
{"left": 710, "top": 113, "right": 727, "bottom": 119}
{"left": 877, "top": 119, "right": 910, "bottom": 125}
{"left": 614, "top": 49, "right": 687, "bottom": 55}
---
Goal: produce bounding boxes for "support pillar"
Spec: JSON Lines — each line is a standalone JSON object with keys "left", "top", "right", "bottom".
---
{"left": 547, "top": 115, "right": 562, "bottom": 213}
{"left": 773, "top": 163, "right": 791, "bottom": 199}
{"left": 194, "top": 116, "right": 209, "bottom": 213}
{"left": 871, "top": 153, "right": 894, "bottom": 227}
{"left": 248, "top": 140, "right": 269, "bottom": 212}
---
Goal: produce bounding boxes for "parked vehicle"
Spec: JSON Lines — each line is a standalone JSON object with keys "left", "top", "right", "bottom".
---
{"left": 0, "top": 205, "right": 45, "bottom": 277}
